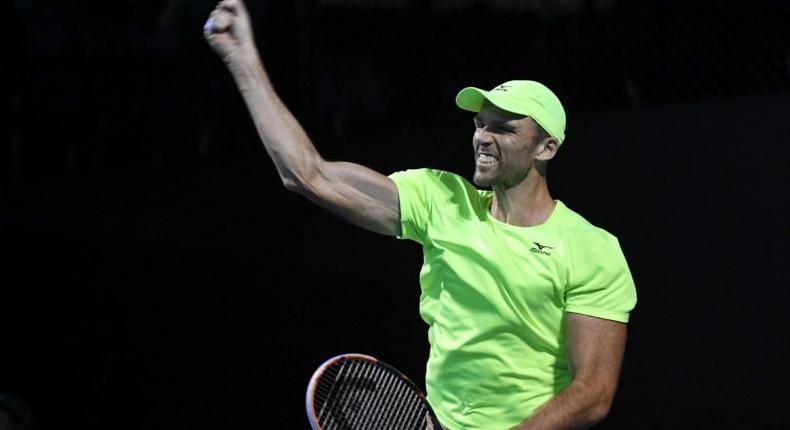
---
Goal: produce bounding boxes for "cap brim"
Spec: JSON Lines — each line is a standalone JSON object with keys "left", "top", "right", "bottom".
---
{"left": 455, "top": 87, "right": 529, "bottom": 117}
{"left": 455, "top": 87, "right": 489, "bottom": 112}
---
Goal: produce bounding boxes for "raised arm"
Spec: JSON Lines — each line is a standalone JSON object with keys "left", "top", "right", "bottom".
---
{"left": 513, "top": 313, "right": 628, "bottom": 429}
{"left": 204, "top": 0, "right": 400, "bottom": 236}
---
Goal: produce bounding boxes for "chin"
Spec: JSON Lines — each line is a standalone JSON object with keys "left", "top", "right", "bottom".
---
{"left": 473, "top": 171, "right": 496, "bottom": 188}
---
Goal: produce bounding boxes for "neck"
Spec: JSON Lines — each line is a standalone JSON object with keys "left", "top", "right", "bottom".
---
{"left": 490, "top": 174, "right": 555, "bottom": 227}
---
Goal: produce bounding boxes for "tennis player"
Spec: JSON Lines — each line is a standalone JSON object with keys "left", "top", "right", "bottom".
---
{"left": 205, "top": 1, "right": 637, "bottom": 429}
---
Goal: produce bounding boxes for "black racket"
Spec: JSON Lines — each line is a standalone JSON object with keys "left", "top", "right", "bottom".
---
{"left": 306, "top": 353, "right": 442, "bottom": 430}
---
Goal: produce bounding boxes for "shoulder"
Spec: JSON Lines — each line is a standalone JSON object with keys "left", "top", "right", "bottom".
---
{"left": 389, "top": 169, "right": 487, "bottom": 217}
{"left": 389, "top": 168, "right": 476, "bottom": 194}
{"left": 389, "top": 168, "right": 466, "bottom": 184}
{"left": 555, "top": 202, "right": 622, "bottom": 248}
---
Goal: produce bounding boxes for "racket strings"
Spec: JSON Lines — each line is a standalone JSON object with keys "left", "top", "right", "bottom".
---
{"left": 352, "top": 364, "right": 384, "bottom": 428}
{"left": 317, "top": 361, "right": 359, "bottom": 429}
{"left": 314, "top": 359, "right": 432, "bottom": 430}
{"left": 319, "top": 359, "right": 369, "bottom": 429}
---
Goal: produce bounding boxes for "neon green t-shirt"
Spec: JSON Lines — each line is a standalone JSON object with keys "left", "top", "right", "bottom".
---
{"left": 389, "top": 168, "right": 637, "bottom": 430}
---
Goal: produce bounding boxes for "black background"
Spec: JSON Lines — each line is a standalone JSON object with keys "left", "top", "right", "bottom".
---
{"left": 3, "top": 0, "right": 789, "bottom": 429}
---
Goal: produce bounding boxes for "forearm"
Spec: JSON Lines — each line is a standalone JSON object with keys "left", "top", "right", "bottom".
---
{"left": 511, "top": 380, "right": 608, "bottom": 430}
{"left": 224, "top": 52, "right": 322, "bottom": 189}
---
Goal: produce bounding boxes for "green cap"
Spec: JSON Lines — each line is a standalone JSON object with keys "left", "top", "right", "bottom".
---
{"left": 455, "top": 80, "right": 566, "bottom": 145}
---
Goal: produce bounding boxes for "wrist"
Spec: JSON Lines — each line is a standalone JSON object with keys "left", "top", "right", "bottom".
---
{"left": 223, "top": 47, "right": 261, "bottom": 74}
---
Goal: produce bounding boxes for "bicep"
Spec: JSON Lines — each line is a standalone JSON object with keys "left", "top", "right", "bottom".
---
{"left": 565, "top": 313, "right": 628, "bottom": 399}
{"left": 300, "top": 160, "right": 401, "bottom": 236}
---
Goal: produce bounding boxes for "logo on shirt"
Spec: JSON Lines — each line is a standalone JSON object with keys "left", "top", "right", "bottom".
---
{"left": 530, "top": 242, "right": 554, "bottom": 256}
{"left": 494, "top": 84, "right": 512, "bottom": 92}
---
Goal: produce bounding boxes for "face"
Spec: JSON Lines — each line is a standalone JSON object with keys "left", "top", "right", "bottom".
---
{"left": 472, "top": 102, "right": 545, "bottom": 188}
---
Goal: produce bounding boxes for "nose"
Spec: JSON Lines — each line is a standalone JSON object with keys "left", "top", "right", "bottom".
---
{"left": 474, "top": 127, "right": 494, "bottom": 147}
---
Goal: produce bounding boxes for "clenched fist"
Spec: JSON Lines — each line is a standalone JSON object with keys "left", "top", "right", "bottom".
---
{"left": 204, "top": 0, "right": 257, "bottom": 62}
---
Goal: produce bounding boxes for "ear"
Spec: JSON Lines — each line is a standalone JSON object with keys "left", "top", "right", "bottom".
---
{"left": 535, "top": 137, "right": 559, "bottom": 161}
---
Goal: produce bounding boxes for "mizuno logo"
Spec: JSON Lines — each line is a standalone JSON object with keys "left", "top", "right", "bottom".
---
{"left": 530, "top": 242, "right": 554, "bottom": 256}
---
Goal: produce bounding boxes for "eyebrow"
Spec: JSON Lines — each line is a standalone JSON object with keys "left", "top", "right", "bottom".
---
{"left": 474, "top": 115, "right": 517, "bottom": 132}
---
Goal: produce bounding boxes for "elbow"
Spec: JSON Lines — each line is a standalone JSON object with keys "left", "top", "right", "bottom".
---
{"left": 575, "top": 380, "right": 615, "bottom": 426}
{"left": 584, "top": 390, "right": 616, "bottom": 426}
{"left": 279, "top": 154, "right": 323, "bottom": 195}
{"left": 588, "top": 400, "right": 611, "bottom": 425}
{"left": 281, "top": 175, "right": 318, "bottom": 199}
{"left": 281, "top": 168, "right": 321, "bottom": 199}
{"left": 281, "top": 175, "right": 305, "bottom": 193}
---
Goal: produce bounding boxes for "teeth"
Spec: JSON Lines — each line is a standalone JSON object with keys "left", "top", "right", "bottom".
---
{"left": 478, "top": 154, "right": 497, "bottom": 163}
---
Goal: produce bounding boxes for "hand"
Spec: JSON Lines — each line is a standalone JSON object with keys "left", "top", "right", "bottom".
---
{"left": 204, "top": 0, "right": 257, "bottom": 62}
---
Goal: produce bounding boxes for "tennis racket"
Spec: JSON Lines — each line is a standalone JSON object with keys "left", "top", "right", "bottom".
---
{"left": 306, "top": 353, "right": 442, "bottom": 430}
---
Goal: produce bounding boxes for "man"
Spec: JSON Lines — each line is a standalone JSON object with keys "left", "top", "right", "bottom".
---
{"left": 204, "top": 1, "right": 637, "bottom": 429}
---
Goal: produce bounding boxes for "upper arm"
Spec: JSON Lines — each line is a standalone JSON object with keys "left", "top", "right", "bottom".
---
{"left": 565, "top": 313, "right": 628, "bottom": 410}
{"left": 293, "top": 159, "right": 401, "bottom": 236}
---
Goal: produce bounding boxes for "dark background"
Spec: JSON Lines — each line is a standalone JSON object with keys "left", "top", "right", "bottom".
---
{"left": 3, "top": 0, "right": 789, "bottom": 429}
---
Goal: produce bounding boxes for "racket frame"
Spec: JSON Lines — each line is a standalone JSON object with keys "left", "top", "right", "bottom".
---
{"left": 305, "top": 353, "right": 440, "bottom": 430}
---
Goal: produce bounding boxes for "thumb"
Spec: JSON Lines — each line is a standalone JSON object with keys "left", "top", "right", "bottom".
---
{"left": 204, "top": 9, "right": 232, "bottom": 35}
{"left": 204, "top": 13, "right": 239, "bottom": 62}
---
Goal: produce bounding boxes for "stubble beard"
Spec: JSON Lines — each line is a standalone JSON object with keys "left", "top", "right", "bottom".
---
{"left": 473, "top": 164, "right": 497, "bottom": 188}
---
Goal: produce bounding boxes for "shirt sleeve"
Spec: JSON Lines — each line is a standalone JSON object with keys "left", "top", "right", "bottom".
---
{"left": 388, "top": 168, "right": 434, "bottom": 244}
{"left": 565, "top": 235, "right": 637, "bottom": 323}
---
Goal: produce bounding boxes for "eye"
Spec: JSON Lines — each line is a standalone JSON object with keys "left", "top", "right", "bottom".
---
{"left": 489, "top": 124, "right": 510, "bottom": 134}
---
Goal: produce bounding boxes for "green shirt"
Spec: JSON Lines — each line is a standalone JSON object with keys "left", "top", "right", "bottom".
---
{"left": 389, "top": 168, "right": 637, "bottom": 430}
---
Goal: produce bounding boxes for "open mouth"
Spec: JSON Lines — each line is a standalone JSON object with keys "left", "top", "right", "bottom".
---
{"left": 476, "top": 152, "right": 498, "bottom": 165}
